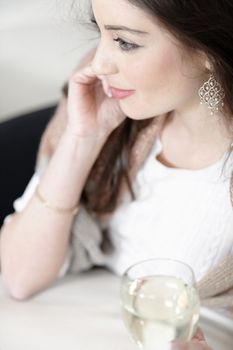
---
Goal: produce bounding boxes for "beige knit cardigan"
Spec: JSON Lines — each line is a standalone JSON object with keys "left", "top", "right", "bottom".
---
{"left": 37, "top": 92, "right": 233, "bottom": 317}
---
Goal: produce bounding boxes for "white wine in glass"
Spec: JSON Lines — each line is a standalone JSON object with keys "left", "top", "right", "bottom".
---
{"left": 120, "top": 258, "right": 200, "bottom": 350}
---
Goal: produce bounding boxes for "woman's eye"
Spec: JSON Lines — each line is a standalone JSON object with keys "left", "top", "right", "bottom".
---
{"left": 90, "top": 17, "right": 140, "bottom": 52}
{"left": 113, "top": 37, "right": 140, "bottom": 52}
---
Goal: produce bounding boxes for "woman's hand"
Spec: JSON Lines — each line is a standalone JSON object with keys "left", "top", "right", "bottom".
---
{"left": 38, "top": 47, "right": 126, "bottom": 160}
{"left": 171, "top": 329, "right": 213, "bottom": 350}
{"left": 66, "top": 61, "right": 126, "bottom": 140}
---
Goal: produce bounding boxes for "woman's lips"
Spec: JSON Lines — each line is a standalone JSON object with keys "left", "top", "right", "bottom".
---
{"left": 109, "top": 86, "right": 135, "bottom": 100}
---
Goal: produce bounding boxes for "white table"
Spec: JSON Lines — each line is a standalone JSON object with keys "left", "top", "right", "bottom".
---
{"left": 0, "top": 269, "right": 232, "bottom": 350}
{"left": 0, "top": 269, "right": 135, "bottom": 350}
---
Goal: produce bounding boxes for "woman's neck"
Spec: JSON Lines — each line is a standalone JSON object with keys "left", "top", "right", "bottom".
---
{"left": 157, "top": 105, "right": 232, "bottom": 170}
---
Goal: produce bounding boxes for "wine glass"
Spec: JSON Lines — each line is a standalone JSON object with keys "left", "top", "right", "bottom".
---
{"left": 120, "top": 258, "right": 200, "bottom": 350}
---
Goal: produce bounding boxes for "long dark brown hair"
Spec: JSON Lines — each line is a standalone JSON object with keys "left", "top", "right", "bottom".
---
{"left": 80, "top": 0, "right": 233, "bottom": 214}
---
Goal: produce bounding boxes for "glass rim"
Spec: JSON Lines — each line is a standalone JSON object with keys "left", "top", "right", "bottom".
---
{"left": 123, "top": 257, "right": 195, "bottom": 281}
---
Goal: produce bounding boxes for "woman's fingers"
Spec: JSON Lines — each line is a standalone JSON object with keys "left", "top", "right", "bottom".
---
{"left": 192, "top": 328, "right": 206, "bottom": 342}
{"left": 70, "top": 65, "right": 97, "bottom": 85}
{"left": 66, "top": 59, "right": 125, "bottom": 136}
{"left": 97, "top": 75, "right": 112, "bottom": 98}
{"left": 170, "top": 329, "right": 212, "bottom": 350}
{"left": 67, "top": 65, "right": 98, "bottom": 119}
{"left": 171, "top": 342, "right": 212, "bottom": 350}
{"left": 68, "top": 65, "right": 98, "bottom": 101}
{"left": 171, "top": 339, "right": 212, "bottom": 350}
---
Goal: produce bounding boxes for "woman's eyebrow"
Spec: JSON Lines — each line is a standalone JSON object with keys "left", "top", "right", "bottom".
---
{"left": 90, "top": 16, "right": 148, "bottom": 36}
{"left": 104, "top": 25, "right": 149, "bottom": 36}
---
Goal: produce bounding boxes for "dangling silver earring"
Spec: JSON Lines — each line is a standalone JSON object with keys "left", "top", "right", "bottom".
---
{"left": 198, "top": 74, "right": 225, "bottom": 115}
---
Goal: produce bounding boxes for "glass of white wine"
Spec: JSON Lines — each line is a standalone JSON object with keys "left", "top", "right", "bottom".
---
{"left": 120, "top": 258, "right": 200, "bottom": 350}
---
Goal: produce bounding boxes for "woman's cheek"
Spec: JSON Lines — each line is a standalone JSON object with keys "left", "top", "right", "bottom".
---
{"left": 130, "top": 47, "right": 179, "bottom": 91}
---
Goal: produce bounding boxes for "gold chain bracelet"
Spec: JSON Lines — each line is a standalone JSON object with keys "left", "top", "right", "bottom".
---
{"left": 35, "top": 187, "right": 79, "bottom": 216}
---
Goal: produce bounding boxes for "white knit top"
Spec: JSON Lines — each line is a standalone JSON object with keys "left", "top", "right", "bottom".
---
{"left": 103, "top": 138, "right": 233, "bottom": 280}
{"left": 6, "top": 138, "right": 233, "bottom": 281}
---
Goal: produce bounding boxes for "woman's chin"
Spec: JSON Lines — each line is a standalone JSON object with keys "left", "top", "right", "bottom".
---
{"left": 118, "top": 102, "right": 142, "bottom": 119}
{"left": 120, "top": 104, "right": 157, "bottom": 120}
{"left": 120, "top": 104, "right": 168, "bottom": 120}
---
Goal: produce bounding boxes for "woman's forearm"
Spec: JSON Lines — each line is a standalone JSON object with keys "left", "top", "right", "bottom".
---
{"left": 0, "top": 129, "right": 107, "bottom": 300}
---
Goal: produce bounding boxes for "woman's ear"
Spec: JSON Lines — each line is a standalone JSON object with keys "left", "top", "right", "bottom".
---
{"left": 204, "top": 60, "right": 212, "bottom": 71}
{"left": 196, "top": 50, "right": 213, "bottom": 73}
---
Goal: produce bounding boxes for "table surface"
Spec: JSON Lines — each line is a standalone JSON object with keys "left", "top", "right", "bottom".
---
{"left": 0, "top": 269, "right": 233, "bottom": 350}
{"left": 0, "top": 269, "right": 135, "bottom": 350}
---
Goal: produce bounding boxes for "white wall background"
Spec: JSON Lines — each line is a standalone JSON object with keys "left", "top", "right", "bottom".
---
{"left": 0, "top": 0, "right": 97, "bottom": 121}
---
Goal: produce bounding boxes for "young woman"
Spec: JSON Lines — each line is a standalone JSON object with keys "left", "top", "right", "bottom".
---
{"left": 1, "top": 1, "right": 233, "bottom": 348}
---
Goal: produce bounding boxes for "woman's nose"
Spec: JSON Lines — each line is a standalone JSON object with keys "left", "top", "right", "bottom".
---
{"left": 91, "top": 43, "right": 118, "bottom": 76}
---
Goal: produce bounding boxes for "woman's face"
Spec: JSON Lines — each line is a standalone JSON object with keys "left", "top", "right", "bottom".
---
{"left": 91, "top": 0, "right": 206, "bottom": 119}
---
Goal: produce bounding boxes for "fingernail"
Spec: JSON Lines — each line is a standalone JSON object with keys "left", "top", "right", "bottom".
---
{"left": 107, "top": 89, "right": 112, "bottom": 98}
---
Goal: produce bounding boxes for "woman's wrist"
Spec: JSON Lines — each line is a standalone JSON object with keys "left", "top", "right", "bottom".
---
{"left": 61, "top": 126, "right": 109, "bottom": 165}
{"left": 64, "top": 125, "right": 109, "bottom": 145}
{"left": 37, "top": 126, "right": 107, "bottom": 210}
{"left": 35, "top": 186, "right": 80, "bottom": 216}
